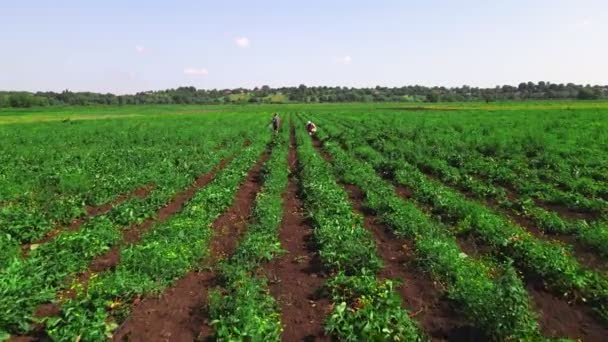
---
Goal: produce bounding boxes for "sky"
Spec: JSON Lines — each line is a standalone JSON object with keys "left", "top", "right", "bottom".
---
{"left": 1, "top": 0, "right": 606, "bottom": 94}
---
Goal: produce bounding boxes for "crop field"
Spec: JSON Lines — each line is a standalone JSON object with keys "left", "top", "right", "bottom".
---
{"left": 1, "top": 101, "right": 608, "bottom": 341}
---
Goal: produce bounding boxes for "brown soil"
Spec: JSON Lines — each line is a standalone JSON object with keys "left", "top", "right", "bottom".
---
{"left": 310, "top": 137, "right": 329, "bottom": 161}
{"left": 502, "top": 207, "right": 607, "bottom": 272}
{"left": 8, "top": 332, "right": 51, "bottom": 342}
{"left": 21, "top": 185, "right": 154, "bottom": 257}
{"left": 260, "top": 124, "right": 331, "bottom": 341}
{"left": 452, "top": 234, "right": 493, "bottom": 261}
{"left": 535, "top": 199, "right": 600, "bottom": 222}
{"left": 343, "top": 184, "right": 484, "bottom": 341}
{"left": 112, "top": 150, "right": 268, "bottom": 342}
{"left": 526, "top": 276, "right": 608, "bottom": 341}
{"left": 33, "top": 303, "right": 61, "bottom": 318}
{"left": 394, "top": 185, "right": 414, "bottom": 199}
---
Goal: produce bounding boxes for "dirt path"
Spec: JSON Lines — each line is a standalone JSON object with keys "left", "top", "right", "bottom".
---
{"left": 112, "top": 150, "right": 268, "bottom": 342}
{"left": 260, "top": 122, "right": 330, "bottom": 341}
{"left": 21, "top": 184, "right": 154, "bottom": 257}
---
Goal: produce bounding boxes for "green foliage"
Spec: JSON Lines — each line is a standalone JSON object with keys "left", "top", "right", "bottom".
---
{"left": 46, "top": 139, "right": 269, "bottom": 341}
{"left": 577, "top": 88, "right": 601, "bottom": 100}
{"left": 313, "top": 127, "right": 541, "bottom": 340}
{"left": 2, "top": 103, "right": 607, "bottom": 340}
{"left": 313, "top": 112, "right": 608, "bottom": 323}
{"left": 0, "top": 113, "right": 259, "bottom": 246}
{"left": 2, "top": 82, "right": 607, "bottom": 108}
{"left": 208, "top": 129, "right": 289, "bottom": 341}
{"left": 295, "top": 125, "right": 382, "bottom": 274}
{"left": 325, "top": 273, "right": 425, "bottom": 341}
{"left": 209, "top": 272, "right": 282, "bottom": 341}
{"left": 335, "top": 110, "right": 607, "bottom": 236}
{"left": 294, "top": 116, "right": 424, "bottom": 340}
{"left": 0, "top": 217, "right": 120, "bottom": 333}
{"left": 0, "top": 112, "right": 268, "bottom": 337}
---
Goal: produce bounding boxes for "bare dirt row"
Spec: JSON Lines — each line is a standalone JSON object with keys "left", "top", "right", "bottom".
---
{"left": 259, "top": 124, "right": 330, "bottom": 341}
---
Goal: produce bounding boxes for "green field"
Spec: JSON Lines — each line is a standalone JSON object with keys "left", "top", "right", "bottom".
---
{"left": 1, "top": 101, "right": 608, "bottom": 341}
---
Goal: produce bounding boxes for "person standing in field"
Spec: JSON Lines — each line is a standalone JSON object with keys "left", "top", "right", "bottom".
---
{"left": 306, "top": 121, "right": 317, "bottom": 135}
{"left": 271, "top": 113, "right": 281, "bottom": 134}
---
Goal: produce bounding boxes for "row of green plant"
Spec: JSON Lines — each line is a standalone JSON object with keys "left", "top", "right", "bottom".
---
{"left": 328, "top": 116, "right": 608, "bottom": 260}
{"left": 0, "top": 133, "right": 247, "bottom": 336}
{"left": 334, "top": 110, "right": 608, "bottom": 217}
{"left": 318, "top": 118, "right": 608, "bottom": 323}
{"left": 293, "top": 117, "right": 425, "bottom": 341}
{"left": 311, "top": 120, "right": 545, "bottom": 340}
{"left": 0, "top": 113, "right": 256, "bottom": 246}
{"left": 208, "top": 127, "right": 290, "bottom": 340}
{"left": 42, "top": 136, "right": 270, "bottom": 341}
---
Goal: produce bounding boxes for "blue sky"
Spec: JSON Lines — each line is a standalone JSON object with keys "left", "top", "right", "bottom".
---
{"left": 1, "top": 0, "right": 606, "bottom": 94}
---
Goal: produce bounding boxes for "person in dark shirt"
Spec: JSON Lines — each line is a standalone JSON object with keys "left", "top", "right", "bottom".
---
{"left": 271, "top": 113, "right": 281, "bottom": 134}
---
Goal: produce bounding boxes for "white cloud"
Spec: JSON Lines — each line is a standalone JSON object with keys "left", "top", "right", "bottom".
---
{"left": 184, "top": 67, "right": 209, "bottom": 76}
{"left": 235, "top": 36, "right": 250, "bottom": 48}
{"left": 336, "top": 55, "right": 352, "bottom": 64}
{"left": 135, "top": 45, "right": 145, "bottom": 53}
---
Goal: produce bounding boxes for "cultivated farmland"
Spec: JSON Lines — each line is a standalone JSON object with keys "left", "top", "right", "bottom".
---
{"left": 1, "top": 102, "right": 608, "bottom": 341}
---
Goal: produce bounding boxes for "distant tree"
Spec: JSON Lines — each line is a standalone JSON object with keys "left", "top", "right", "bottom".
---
{"left": 1, "top": 81, "right": 607, "bottom": 107}
{"left": 517, "top": 82, "right": 527, "bottom": 92}
{"left": 0, "top": 95, "right": 9, "bottom": 107}
{"left": 577, "top": 88, "right": 599, "bottom": 100}
{"left": 482, "top": 91, "right": 496, "bottom": 103}
{"left": 426, "top": 91, "right": 440, "bottom": 103}
{"left": 9, "top": 93, "right": 35, "bottom": 107}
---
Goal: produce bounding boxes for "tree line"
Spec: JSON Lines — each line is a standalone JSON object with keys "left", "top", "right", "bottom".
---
{"left": 1, "top": 82, "right": 606, "bottom": 108}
